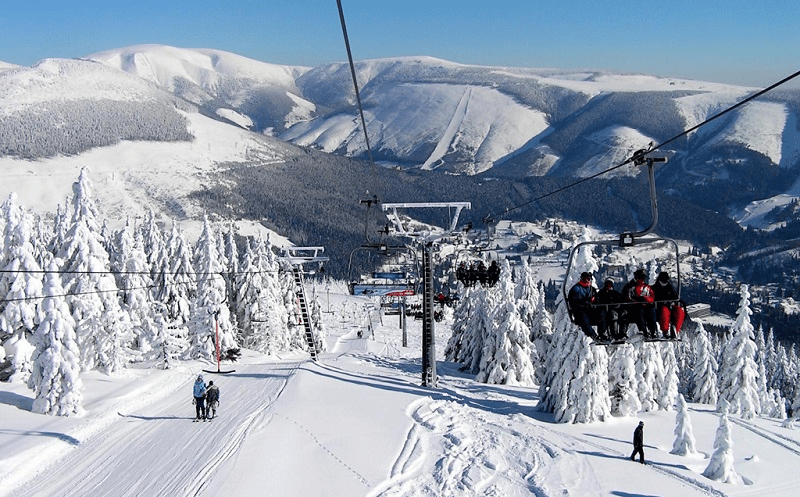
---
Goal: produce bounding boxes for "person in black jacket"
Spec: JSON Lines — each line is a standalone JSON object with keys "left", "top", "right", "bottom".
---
{"left": 206, "top": 380, "right": 220, "bottom": 419}
{"left": 630, "top": 421, "right": 645, "bottom": 464}
{"left": 596, "top": 279, "right": 625, "bottom": 340}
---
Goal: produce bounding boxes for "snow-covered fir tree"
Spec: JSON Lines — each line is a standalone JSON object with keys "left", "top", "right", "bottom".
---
{"left": 476, "top": 261, "right": 536, "bottom": 386}
{"left": 238, "top": 234, "right": 290, "bottom": 354}
{"left": 690, "top": 322, "right": 719, "bottom": 405}
{"left": 670, "top": 394, "right": 698, "bottom": 456}
{"left": 454, "top": 284, "right": 494, "bottom": 373}
{"left": 146, "top": 302, "right": 188, "bottom": 369}
{"left": 28, "top": 260, "right": 83, "bottom": 416}
{"left": 154, "top": 222, "right": 195, "bottom": 326}
{"left": 658, "top": 344, "right": 680, "bottom": 411}
{"left": 608, "top": 344, "right": 641, "bottom": 416}
{"left": 444, "top": 283, "right": 472, "bottom": 362}
{"left": 58, "top": 170, "right": 131, "bottom": 374}
{"left": 0, "top": 199, "right": 42, "bottom": 382}
{"left": 530, "top": 281, "right": 553, "bottom": 385}
{"left": 635, "top": 341, "right": 663, "bottom": 412}
{"left": 113, "top": 222, "right": 156, "bottom": 358}
{"left": 188, "top": 215, "right": 237, "bottom": 360}
{"left": 717, "top": 284, "right": 761, "bottom": 419}
{"left": 702, "top": 404, "right": 743, "bottom": 484}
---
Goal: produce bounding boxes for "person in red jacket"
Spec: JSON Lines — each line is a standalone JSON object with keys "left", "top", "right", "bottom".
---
{"left": 652, "top": 272, "right": 685, "bottom": 339}
{"left": 621, "top": 269, "right": 658, "bottom": 339}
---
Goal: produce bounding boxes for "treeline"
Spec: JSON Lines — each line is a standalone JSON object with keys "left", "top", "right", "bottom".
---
{"left": 0, "top": 99, "right": 192, "bottom": 159}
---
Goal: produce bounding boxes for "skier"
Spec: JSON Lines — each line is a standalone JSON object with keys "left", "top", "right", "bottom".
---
{"left": 630, "top": 421, "right": 645, "bottom": 464}
{"left": 622, "top": 269, "right": 657, "bottom": 338}
{"left": 596, "top": 279, "right": 625, "bottom": 340}
{"left": 568, "top": 272, "right": 607, "bottom": 340}
{"left": 652, "top": 272, "right": 685, "bottom": 339}
{"left": 206, "top": 381, "right": 220, "bottom": 419}
{"left": 487, "top": 261, "right": 501, "bottom": 287}
{"left": 193, "top": 375, "right": 207, "bottom": 421}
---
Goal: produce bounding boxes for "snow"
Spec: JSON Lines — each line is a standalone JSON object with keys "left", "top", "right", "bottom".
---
{"left": 87, "top": 45, "right": 309, "bottom": 94}
{"left": 2, "top": 285, "right": 799, "bottom": 497}
{"left": 0, "top": 109, "right": 286, "bottom": 238}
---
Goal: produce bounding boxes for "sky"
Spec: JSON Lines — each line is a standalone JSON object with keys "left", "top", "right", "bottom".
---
{"left": 0, "top": 0, "right": 798, "bottom": 88}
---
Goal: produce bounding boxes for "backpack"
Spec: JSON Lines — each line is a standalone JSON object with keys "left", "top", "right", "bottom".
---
{"left": 193, "top": 381, "right": 206, "bottom": 398}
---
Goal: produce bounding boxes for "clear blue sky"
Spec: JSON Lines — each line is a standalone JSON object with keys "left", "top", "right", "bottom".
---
{"left": 1, "top": 0, "right": 798, "bottom": 88}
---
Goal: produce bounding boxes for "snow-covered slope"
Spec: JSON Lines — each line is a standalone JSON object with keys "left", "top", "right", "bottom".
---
{"left": 1, "top": 287, "right": 798, "bottom": 497}
{"left": 3, "top": 45, "right": 800, "bottom": 231}
{"left": 88, "top": 45, "right": 314, "bottom": 133}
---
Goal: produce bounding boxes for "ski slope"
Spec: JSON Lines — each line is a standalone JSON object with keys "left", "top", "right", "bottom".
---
{"left": 2, "top": 286, "right": 800, "bottom": 496}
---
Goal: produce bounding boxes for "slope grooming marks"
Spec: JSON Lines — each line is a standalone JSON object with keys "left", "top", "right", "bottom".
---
{"left": 421, "top": 87, "right": 472, "bottom": 170}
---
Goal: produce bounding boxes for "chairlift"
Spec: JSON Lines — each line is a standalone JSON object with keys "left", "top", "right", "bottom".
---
{"left": 347, "top": 244, "right": 419, "bottom": 297}
{"left": 562, "top": 151, "right": 684, "bottom": 344}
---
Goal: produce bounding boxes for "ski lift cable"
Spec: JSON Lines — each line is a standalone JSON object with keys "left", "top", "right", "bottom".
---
{"left": 482, "top": 69, "right": 800, "bottom": 224}
{"left": 0, "top": 265, "right": 289, "bottom": 306}
{"left": 0, "top": 274, "right": 225, "bottom": 306}
{"left": 336, "top": 0, "right": 374, "bottom": 165}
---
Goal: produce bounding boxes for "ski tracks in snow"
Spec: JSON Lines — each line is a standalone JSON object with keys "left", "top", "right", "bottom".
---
{"left": 11, "top": 361, "right": 301, "bottom": 497}
{"left": 369, "top": 397, "right": 596, "bottom": 497}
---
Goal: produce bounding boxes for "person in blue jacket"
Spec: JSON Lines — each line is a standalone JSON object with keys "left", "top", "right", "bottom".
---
{"left": 568, "top": 272, "right": 608, "bottom": 340}
{"left": 193, "top": 375, "right": 207, "bottom": 421}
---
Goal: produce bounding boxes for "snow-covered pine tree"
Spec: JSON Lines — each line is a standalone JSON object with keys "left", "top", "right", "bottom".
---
{"left": 58, "top": 170, "right": 131, "bottom": 374}
{"left": 670, "top": 394, "right": 699, "bottom": 456}
{"left": 188, "top": 215, "right": 236, "bottom": 360}
{"left": 113, "top": 222, "right": 155, "bottom": 358}
{"left": 222, "top": 223, "right": 240, "bottom": 339}
{"left": 702, "top": 406, "right": 743, "bottom": 484}
{"left": 765, "top": 327, "right": 778, "bottom": 391}
{"left": 29, "top": 259, "right": 83, "bottom": 416}
{"left": 635, "top": 341, "right": 662, "bottom": 412}
{"left": 238, "top": 234, "right": 288, "bottom": 354}
{"left": 155, "top": 222, "right": 195, "bottom": 326}
{"left": 530, "top": 281, "right": 553, "bottom": 385}
{"left": 476, "top": 260, "right": 536, "bottom": 385}
{"left": 658, "top": 344, "right": 680, "bottom": 411}
{"left": 0, "top": 199, "right": 42, "bottom": 382}
{"left": 444, "top": 282, "right": 472, "bottom": 362}
{"left": 454, "top": 284, "right": 494, "bottom": 373}
{"left": 792, "top": 387, "right": 800, "bottom": 418}
{"left": 608, "top": 344, "right": 641, "bottom": 416}
{"left": 691, "top": 322, "right": 719, "bottom": 405}
{"left": 717, "top": 284, "right": 761, "bottom": 419}
{"left": 146, "top": 302, "right": 187, "bottom": 370}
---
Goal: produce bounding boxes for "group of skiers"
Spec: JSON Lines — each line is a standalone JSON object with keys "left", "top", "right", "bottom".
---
{"left": 456, "top": 260, "right": 501, "bottom": 288}
{"left": 192, "top": 375, "right": 220, "bottom": 421}
{"left": 568, "top": 269, "right": 685, "bottom": 342}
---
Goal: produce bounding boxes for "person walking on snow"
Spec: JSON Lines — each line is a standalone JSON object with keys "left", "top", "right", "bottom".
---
{"left": 206, "top": 381, "right": 220, "bottom": 419}
{"left": 630, "top": 421, "right": 645, "bottom": 464}
{"left": 193, "top": 375, "right": 207, "bottom": 421}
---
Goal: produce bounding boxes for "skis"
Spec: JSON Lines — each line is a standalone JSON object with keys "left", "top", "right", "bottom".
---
{"left": 592, "top": 336, "right": 682, "bottom": 345}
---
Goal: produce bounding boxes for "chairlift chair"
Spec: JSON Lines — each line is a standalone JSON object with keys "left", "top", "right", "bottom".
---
{"left": 561, "top": 152, "right": 684, "bottom": 343}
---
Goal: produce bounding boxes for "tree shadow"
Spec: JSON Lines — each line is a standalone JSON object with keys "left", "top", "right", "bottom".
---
{"left": 0, "top": 391, "right": 34, "bottom": 411}
{"left": 0, "top": 429, "right": 80, "bottom": 445}
{"left": 307, "top": 361, "right": 535, "bottom": 419}
{"left": 118, "top": 413, "right": 193, "bottom": 421}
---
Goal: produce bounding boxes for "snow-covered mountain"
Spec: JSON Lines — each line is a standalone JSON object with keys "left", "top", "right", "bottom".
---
{"left": 3, "top": 44, "right": 800, "bottom": 242}
{"left": 78, "top": 45, "right": 800, "bottom": 226}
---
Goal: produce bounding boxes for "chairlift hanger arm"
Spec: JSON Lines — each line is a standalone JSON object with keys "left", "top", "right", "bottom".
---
{"left": 381, "top": 202, "right": 472, "bottom": 236}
